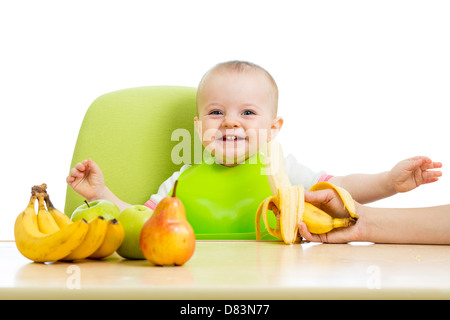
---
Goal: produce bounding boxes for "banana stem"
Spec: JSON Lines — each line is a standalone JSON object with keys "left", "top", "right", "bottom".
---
{"left": 333, "top": 217, "right": 357, "bottom": 229}
{"left": 44, "top": 194, "right": 55, "bottom": 209}
{"left": 28, "top": 195, "right": 37, "bottom": 208}
{"left": 31, "top": 184, "right": 47, "bottom": 197}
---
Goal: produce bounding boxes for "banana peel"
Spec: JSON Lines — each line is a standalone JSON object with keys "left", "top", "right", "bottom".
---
{"left": 256, "top": 141, "right": 358, "bottom": 244}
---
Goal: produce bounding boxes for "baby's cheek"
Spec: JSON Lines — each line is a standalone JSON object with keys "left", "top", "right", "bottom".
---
{"left": 201, "top": 129, "right": 219, "bottom": 145}
{"left": 247, "top": 128, "right": 269, "bottom": 147}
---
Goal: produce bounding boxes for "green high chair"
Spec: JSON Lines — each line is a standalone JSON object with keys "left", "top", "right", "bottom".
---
{"left": 64, "top": 86, "right": 198, "bottom": 216}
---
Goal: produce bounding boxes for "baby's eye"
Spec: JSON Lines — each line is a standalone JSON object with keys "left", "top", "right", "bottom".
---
{"left": 242, "top": 110, "right": 255, "bottom": 116}
{"left": 209, "top": 110, "right": 223, "bottom": 115}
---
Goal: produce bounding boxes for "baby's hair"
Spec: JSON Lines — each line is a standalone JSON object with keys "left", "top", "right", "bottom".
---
{"left": 197, "top": 60, "right": 279, "bottom": 115}
{"left": 214, "top": 60, "right": 273, "bottom": 80}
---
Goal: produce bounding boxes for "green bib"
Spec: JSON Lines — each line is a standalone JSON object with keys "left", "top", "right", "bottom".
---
{"left": 174, "top": 154, "right": 277, "bottom": 240}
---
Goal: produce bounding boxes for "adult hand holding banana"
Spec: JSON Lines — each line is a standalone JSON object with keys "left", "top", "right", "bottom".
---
{"left": 256, "top": 141, "right": 358, "bottom": 244}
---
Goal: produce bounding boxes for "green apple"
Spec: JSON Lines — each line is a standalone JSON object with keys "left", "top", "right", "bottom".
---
{"left": 71, "top": 199, "right": 120, "bottom": 222}
{"left": 116, "top": 205, "right": 153, "bottom": 260}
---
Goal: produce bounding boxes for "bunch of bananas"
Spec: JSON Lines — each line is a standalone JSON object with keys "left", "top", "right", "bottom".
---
{"left": 14, "top": 184, "right": 124, "bottom": 263}
{"left": 256, "top": 141, "right": 359, "bottom": 244}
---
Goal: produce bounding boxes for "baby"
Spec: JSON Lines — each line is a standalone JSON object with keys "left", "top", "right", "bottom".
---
{"left": 67, "top": 61, "right": 442, "bottom": 237}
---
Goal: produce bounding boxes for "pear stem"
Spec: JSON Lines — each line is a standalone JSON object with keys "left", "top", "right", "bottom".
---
{"left": 84, "top": 200, "right": 90, "bottom": 208}
{"left": 172, "top": 180, "right": 178, "bottom": 198}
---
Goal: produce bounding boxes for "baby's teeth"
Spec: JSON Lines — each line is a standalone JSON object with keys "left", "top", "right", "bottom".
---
{"left": 226, "top": 136, "right": 236, "bottom": 141}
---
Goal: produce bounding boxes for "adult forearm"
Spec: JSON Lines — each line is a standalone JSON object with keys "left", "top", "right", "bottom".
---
{"left": 358, "top": 204, "right": 450, "bottom": 244}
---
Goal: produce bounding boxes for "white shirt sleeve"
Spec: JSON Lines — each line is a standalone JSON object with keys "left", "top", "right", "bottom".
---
{"left": 285, "top": 154, "right": 331, "bottom": 190}
{"left": 145, "top": 164, "right": 191, "bottom": 209}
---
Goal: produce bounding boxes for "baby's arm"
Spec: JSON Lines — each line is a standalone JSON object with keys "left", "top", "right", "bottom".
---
{"left": 328, "top": 172, "right": 394, "bottom": 204}
{"left": 66, "top": 158, "right": 131, "bottom": 211}
{"left": 329, "top": 156, "right": 442, "bottom": 204}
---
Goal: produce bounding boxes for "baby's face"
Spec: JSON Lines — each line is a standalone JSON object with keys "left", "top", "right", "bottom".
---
{"left": 195, "top": 69, "right": 282, "bottom": 166}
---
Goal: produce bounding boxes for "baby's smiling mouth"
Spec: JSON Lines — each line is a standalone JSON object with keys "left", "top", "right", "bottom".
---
{"left": 220, "top": 135, "right": 246, "bottom": 141}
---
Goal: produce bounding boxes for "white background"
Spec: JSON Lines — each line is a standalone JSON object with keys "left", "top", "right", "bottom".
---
{"left": 1, "top": 0, "right": 449, "bottom": 240}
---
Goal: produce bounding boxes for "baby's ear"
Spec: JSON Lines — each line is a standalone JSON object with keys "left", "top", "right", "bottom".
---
{"left": 268, "top": 117, "right": 283, "bottom": 142}
{"left": 194, "top": 116, "right": 201, "bottom": 134}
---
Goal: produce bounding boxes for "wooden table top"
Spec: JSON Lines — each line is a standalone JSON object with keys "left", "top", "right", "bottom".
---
{"left": 1, "top": 240, "right": 450, "bottom": 299}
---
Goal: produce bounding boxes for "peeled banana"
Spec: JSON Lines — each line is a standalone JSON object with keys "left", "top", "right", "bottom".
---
{"left": 14, "top": 184, "right": 125, "bottom": 262}
{"left": 256, "top": 141, "right": 358, "bottom": 244}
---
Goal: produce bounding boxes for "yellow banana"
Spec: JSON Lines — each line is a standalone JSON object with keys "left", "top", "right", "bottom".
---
{"left": 310, "top": 181, "right": 357, "bottom": 218}
{"left": 36, "top": 195, "right": 60, "bottom": 234}
{"left": 14, "top": 195, "right": 89, "bottom": 263}
{"left": 31, "top": 183, "right": 72, "bottom": 229}
{"left": 45, "top": 194, "right": 73, "bottom": 228}
{"left": 256, "top": 141, "right": 358, "bottom": 244}
{"left": 89, "top": 219, "right": 125, "bottom": 259}
{"left": 62, "top": 216, "right": 109, "bottom": 261}
{"left": 302, "top": 202, "right": 355, "bottom": 234}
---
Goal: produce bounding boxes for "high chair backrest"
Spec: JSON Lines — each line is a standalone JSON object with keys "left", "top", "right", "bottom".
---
{"left": 64, "top": 86, "right": 197, "bottom": 216}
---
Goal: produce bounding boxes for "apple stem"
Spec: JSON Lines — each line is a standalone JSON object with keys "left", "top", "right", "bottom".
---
{"left": 172, "top": 180, "right": 178, "bottom": 198}
{"left": 84, "top": 200, "right": 90, "bottom": 208}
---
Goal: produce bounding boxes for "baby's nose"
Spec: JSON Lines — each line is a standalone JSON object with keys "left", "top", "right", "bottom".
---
{"left": 222, "top": 116, "right": 240, "bottom": 128}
